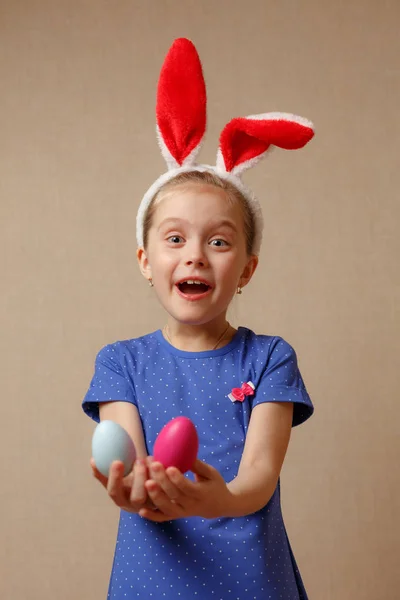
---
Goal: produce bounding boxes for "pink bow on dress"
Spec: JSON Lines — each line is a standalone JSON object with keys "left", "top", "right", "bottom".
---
{"left": 228, "top": 381, "right": 255, "bottom": 403}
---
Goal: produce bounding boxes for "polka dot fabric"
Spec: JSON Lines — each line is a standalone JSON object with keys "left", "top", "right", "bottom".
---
{"left": 83, "top": 327, "right": 313, "bottom": 599}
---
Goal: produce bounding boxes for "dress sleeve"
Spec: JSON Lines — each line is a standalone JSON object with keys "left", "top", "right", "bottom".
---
{"left": 252, "top": 337, "right": 314, "bottom": 427}
{"left": 82, "top": 344, "right": 137, "bottom": 423}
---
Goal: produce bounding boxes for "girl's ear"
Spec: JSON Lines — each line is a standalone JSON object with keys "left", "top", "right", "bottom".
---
{"left": 137, "top": 247, "right": 152, "bottom": 280}
{"left": 240, "top": 255, "right": 259, "bottom": 288}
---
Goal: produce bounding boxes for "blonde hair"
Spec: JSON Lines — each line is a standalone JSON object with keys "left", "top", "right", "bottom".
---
{"left": 142, "top": 171, "right": 256, "bottom": 255}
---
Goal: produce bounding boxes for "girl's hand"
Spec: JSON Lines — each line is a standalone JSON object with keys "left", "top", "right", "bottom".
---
{"left": 90, "top": 457, "right": 157, "bottom": 513}
{"left": 139, "top": 458, "right": 234, "bottom": 522}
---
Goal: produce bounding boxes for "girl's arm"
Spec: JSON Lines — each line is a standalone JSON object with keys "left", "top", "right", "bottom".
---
{"left": 90, "top": 401, "right": 151, "bottom": 512}
{"left": 226, "top": 401, "right": 293, "bottom": 516}
{"left": 99, "top": 401, "right": 148, "bottom": 458}
{"left": 139, "top": 401, "right": 294, "bottom": 522}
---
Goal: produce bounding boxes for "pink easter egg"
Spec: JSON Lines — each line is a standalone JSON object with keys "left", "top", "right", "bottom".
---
{"left": 153, "top": 417, "right": 199, "bottom": 473}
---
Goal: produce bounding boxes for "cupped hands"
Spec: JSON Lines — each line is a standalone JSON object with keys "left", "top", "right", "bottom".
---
{"left": 90, "top": 456, "right": 233, "bottom": 521}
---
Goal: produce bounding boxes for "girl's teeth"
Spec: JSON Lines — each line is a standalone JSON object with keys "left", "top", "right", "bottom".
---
{"left": 178, "top": 280, "right": 210, "bottom": 294}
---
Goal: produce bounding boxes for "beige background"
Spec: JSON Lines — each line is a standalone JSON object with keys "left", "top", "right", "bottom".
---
{"left": 1, "top": 1, "right": 399, "bottom": 599}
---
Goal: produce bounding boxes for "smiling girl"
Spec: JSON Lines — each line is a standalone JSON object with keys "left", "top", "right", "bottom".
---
{"left": 83, "top": 39, "right": 315, "bottom": 599}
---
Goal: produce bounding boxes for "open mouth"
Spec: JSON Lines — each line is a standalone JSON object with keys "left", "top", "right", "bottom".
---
{"left": 176, "top": 279, "right": 212, "bottom": 296}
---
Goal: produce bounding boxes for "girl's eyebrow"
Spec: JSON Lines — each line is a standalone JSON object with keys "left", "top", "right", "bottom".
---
{"left": 157, "top": 217, "right": 188, "bottom": 231}
{"left": 157, "top": 217, "right": 238, "bottom": 232}
{"left": 210, "top": 219, "right": 238, "bottom": 233}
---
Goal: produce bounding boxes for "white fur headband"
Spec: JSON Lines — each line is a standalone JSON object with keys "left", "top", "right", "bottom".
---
{"left": 136, "top": 38, "right": 314, "bottom": 254}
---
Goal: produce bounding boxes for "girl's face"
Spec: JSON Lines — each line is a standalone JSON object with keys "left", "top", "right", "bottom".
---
{"left": 137, "top": 183, "right": 258, "bottom": 327}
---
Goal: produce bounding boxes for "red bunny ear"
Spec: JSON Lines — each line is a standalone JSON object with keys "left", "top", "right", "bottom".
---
{"left": 216, "top": 113, "right": 314, "bottom": 176}
{"left": 156, "top": 38, "right": 207, "bottom": 170}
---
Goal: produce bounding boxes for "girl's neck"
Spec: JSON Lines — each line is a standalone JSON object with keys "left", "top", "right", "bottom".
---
{"left": 163, "top": 319, "right": 236, "bottom": 352}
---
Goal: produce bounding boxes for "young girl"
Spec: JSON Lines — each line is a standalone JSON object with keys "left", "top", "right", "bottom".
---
{"left": 83, "top": 39, "right": 314, "bottom": 599}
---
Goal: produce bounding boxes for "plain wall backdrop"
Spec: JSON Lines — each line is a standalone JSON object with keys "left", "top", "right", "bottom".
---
{"left": 1, "top": 1, "right": 399, "bottom": 598}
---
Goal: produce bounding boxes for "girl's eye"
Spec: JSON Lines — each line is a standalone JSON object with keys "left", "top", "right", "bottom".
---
{"left": 209, "top": 239, "right": 228, "bottom": 247}
{"left": 167, "top": 235, "right": 184, "bottom": 244}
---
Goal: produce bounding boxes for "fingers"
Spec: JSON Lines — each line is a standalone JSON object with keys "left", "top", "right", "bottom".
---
{"left": 90, "top": 458, "right": 109, "bottom": 488}
{"left": 130, "top": 458, "right": 147, "bottom": 505}
{"left": 166, "top": 466, "right": 198, "bottom": 496}
{"left": 144, "top": 462, "right": 183, "bottom": 515}
{"left": 148, "top": 462, "right": 182, "bottom": 501}
{"left": 139, "top": 506, "right": 175, "bottom": 523}
{"left": 144, "top": 479, "right": 182, "bottom": 518}
{"left": 90, "top": 458, "right": 132, "bottom": 508}
{"left": 107, "top": 461, "right": 129, "bottom": 507}
{"left": 91, "top": 457, "right": 158, "bottom": 514}
{"left": 190, "top": 459, "right": 216, "bottom": 480}
{"left": 90, "top": 455, "right": 213, "bottom": 519}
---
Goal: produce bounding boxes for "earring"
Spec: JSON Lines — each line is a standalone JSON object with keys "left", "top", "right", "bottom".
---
{"left": 148, "top": 278, "right": 153, "bottom": 287}
{"left": 236, "top": 286, "right": 242, "bottom": 295}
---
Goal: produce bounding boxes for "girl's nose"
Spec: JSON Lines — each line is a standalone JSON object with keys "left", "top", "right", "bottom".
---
{"left": 185, "top": 257, "right": 207, "bottom": 267}
{"left": 184, "top": 245, "right": 209, "bottom": 268}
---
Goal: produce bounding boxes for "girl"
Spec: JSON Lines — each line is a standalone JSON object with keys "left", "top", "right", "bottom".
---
{"left": 83, "top": 39, "right": 314, "bottom": 599}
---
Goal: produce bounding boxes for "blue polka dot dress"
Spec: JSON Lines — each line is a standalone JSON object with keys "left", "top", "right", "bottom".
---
{"left": 83, "top": 327, "right": 314, "bottom": 599}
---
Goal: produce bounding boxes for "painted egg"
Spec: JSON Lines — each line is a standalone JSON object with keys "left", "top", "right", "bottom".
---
{"left": 153, "top": 416, "right": 199, "bottom": 473}
{"left": 91, "top": 420, "right": 136, "bottom": 477}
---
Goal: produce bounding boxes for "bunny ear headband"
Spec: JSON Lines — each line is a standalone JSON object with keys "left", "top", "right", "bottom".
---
{"left": 136, "top": 38, "right": 314, "bottom": 254}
